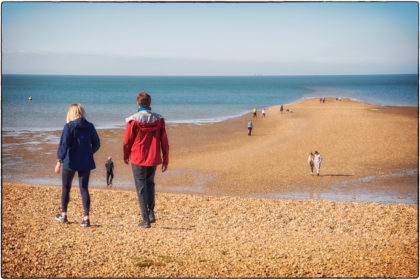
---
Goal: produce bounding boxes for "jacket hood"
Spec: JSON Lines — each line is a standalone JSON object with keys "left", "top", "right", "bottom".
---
{"left": 125, "top": 111, "right": 163, "bottom": 124}
{"left": 69, "top": 117, "right": 90, "bottom": 128}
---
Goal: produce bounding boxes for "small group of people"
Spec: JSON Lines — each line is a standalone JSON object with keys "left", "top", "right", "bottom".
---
{"left": 280, "top": 104, "right": 293, "bottom": 113}
{"left": 249, "top": 104, "right": 296, "bottom": 136}
{"left": 54, "top": 92, "right": 169, "bottom": 228}
{"left": 55, "top": 93, "right": 326, "bottom": 228}
{"left": 320, "top": 97, "right": 326, "bottom": 103}
{"left": 307, "top": 151, "right": 322, "bottom": 176}
{"left": 248, "top": 107, "right": 266, "bottom": 136}
{"left": 252, "top": 107, "right": 266, "bottom": 118}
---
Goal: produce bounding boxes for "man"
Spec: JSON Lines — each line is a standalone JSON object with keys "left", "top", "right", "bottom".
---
{"left": 105, "top": 156, "right": 114, "bottom": 186}
{"left": 123, "top": 92, "right": 169, "bottom": 228}
{"left": 248, "top": 120, "right": 253, "bottom": 136}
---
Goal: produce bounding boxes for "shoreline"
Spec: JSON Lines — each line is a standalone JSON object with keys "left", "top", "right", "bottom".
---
{"left": 3, "top": 173, "right": 416, "bottom": 205}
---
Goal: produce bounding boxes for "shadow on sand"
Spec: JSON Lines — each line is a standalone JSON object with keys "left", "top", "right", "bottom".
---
{"left": 320, "top": 174, "right": 353, "bottom": 177}
{"left": 162, "top": 226, "right": 195, "bottom": 231}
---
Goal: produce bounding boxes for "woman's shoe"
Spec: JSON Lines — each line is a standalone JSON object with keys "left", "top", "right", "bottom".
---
{"left": 81, "top": 219, "right": 90, "bottom": 227}
{"left": 55, "top": 214, "right": 68, "bottom": 223}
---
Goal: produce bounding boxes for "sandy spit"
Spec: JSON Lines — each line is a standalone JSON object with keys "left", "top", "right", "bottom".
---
{"left": 2, "top": 98, "right": 418, "bottom": 199}
{"left": 2, "top": 182, "right": 418, "bottom": 278}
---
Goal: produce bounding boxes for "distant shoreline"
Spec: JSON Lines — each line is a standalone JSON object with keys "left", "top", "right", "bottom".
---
{"left": 2, "top": 95, "right": 418, "bottom": 133}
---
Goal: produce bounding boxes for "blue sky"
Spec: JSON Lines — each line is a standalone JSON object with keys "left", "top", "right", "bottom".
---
{"left": 2, "top": 2, "right": 418, "bottom": 75}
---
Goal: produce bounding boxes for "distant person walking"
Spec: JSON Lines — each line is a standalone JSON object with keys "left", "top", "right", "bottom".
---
{"left": 307, "top": 152, "right": 315, "bottom": 176}
{"left": 248, "top": 120, "right": 253, "bottom": 136}
{"left": 124, "top": 92, "right": 169, "bottom": 228}
{"left": 253, "top": 107, "right": 257, "bottom": 118}
{"left": 280, "top": 104, "right": 284, "bottom": 113}
{"left": 55, "top": 104, "right": 101, "bottom": 227}
{"left": 105, "top": 156, "right": 114, "bottom": 186}
{"left": 314, "top": 151, "right": 322, "bottom": 176}
{"left": 262, "top": 108, "right": 266, "bottom": 118}
{"left": 320, "top": 97, "right": 322, "bottom": 103}
{"left": 323, "top": 97, "right": 326, "bottom": 103}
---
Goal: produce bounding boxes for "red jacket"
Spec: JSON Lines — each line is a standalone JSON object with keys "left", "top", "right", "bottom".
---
{"left": 123, "top": 110, "right": 169, "bottom": 167}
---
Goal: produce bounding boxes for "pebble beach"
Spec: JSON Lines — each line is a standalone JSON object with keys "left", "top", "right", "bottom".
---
{"left": 2, "top": 98, "right": 418, "bottom": 278}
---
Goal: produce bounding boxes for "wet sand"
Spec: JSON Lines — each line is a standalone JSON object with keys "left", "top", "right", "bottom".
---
{"left": 1, "top": 98, "right": 418, "bottom": 277}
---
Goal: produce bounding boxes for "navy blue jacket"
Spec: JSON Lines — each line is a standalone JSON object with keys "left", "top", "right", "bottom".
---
{"left": 57, "top": 118, "right": 100, "bottom": 171}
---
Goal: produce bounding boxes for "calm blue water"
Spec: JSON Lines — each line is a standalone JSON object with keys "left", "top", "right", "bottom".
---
{"left": 2, "top": 74, "right": 418, "bottom": 131}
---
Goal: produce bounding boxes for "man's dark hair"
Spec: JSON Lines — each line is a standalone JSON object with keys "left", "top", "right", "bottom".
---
{"left": 137, "top": 92, "right": 151, "bottom": 107}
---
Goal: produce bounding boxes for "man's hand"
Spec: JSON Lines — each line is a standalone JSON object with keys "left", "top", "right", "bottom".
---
{"left": 124, "top": 159, "right": 130, "bottom": 165}
{"left": 161, "top": 163, "right": 168, "bottom": 173}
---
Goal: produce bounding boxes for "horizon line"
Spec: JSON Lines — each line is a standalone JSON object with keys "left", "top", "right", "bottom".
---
{"left": 2, "top": 73, "right": 418, "bottom": 77}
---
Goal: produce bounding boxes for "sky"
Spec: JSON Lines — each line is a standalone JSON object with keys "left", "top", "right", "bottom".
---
{"left": 1, "top": 2, "right": 418, "bottom": 76}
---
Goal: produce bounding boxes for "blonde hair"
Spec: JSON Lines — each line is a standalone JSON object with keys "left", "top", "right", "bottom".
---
{"left": 66, "top": 104, "right": 86, "bottom": 123}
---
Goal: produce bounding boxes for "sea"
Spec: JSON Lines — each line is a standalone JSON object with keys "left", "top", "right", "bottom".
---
{"left": 2, "top": 74, "right": 418, "bottom": 132}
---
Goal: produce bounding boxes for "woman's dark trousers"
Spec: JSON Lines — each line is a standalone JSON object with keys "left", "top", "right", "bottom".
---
{"left": 61, "top": 169, "right": 91, "bottom": 216}
{"left": 131, "top": 164, "right": 156, "bottom": 223}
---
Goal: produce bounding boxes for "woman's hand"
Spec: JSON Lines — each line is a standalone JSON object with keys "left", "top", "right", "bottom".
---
{"left": 55, "top": 162, "right": 62, "bottom": 174}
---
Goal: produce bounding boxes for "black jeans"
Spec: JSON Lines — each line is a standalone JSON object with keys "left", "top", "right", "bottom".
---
{"left": 106, "top": 171, "right": 114, "bottom": 185}
{"left": 61, "top": 169, "right": 91, "bottom": 216}
{"left": 131, "top": 164, "right": 156, "bottom": 223}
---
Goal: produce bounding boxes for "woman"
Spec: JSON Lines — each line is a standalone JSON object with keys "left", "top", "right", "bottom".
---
{"left": 314, "top": 151, "right": 322, "bottom": 176}
{"left": 55, "top": 104, "right": 100, "bottom": 227}
{"left": 307, "top": 152, "right": 315, "bottom": 176}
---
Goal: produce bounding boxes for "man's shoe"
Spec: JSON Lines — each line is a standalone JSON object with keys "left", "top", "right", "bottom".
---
{"left": 81, "top": 219, "right": 90, "bottom": 227}
{"left": 55, "top": 214, "right": 68, "bottom": 223}
{"left": 149, "top": 211, "right": 156, "bottom": 223}
{"left": 139, "top": 221, "right": 151, "bottom": 228}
